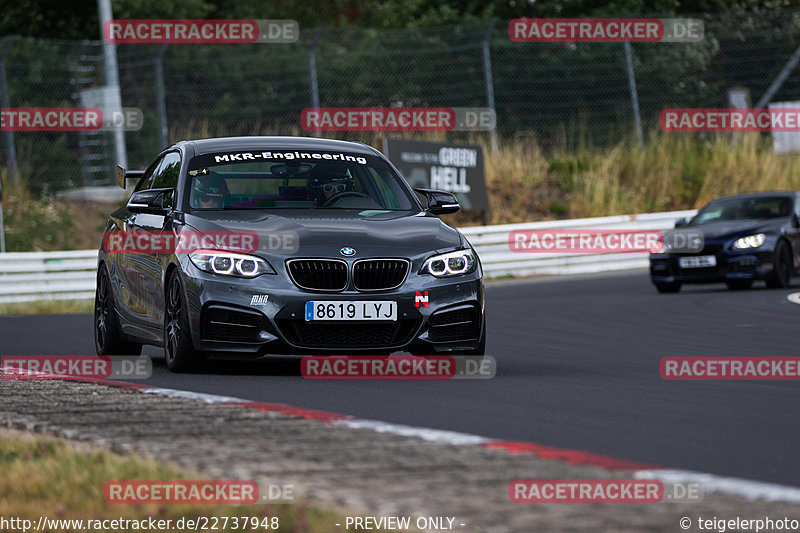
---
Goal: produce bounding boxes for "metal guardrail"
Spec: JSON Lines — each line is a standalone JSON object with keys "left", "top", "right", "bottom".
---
{"left": 0, "top": 250, "right": 98, "bottom": 303}
{"left": 0, "top": 209, "right": 697, "bottom": 303}
{"left": 461, "top": 209, "right": 698, "bottom": 277}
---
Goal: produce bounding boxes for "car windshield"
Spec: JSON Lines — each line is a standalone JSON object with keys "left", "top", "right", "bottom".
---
{"left": 690, "top": 196, "right": 791, "bottom": 225}
{"left": 187, "top": 150, "right": 416, "bottom": 211}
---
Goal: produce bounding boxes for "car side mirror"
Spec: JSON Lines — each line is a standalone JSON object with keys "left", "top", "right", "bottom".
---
{"left": 793, "top": 213, "right": 800, "bottom": 228}
{"left": 674, "top": 217, "right": 688, "bottom": 228}
{"left": 414, "top": 188, "right": 460, "bottom": 215}
{"left": 128, "top": 188, "right": 173, "bottom": 214}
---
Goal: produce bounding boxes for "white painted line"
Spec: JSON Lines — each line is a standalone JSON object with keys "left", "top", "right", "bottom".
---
{"left": 787, "top": 292, "right": 800, "bottom": 305}
{"left": 139, "top": 387, "right": 249, "bottom": 404}
{"left": 636, "top": 469, "right": 800, "bottom": 503}
{"left": 125, "top": 383, "right": 800, "bottom": 504}
{"left": 335, "top": 419, "right": 491, "bottom": 446}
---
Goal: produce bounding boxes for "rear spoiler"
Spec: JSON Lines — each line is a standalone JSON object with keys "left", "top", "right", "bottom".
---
{"left": 116, "top": 165, "right": 145, "bottom": 189}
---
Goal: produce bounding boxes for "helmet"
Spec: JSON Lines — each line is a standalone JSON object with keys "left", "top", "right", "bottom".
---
{"left": 192, "top": 173, "right": 227, "bottom": 207}
{"left": 308, "top": 163, "right": 353, "bottom": 203}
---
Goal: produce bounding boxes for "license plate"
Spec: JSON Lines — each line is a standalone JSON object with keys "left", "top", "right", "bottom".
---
{"left": 679, "top": 255, "right": 717, "bottom": 268}
{"left": 305, "top": 301, "right": 397, "bottom": 321}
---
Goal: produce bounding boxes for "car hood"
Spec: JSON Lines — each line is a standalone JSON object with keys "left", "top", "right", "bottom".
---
{"left": 688, "top": 220, "right": 779, "bottom": 241}
{"left": 181, "top": 209, "right": 464, "bottom": 257}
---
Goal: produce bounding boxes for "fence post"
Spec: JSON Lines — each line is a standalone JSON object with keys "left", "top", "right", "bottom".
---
{"left": 97, "top": 0, "right": 128, "bottom": 170}
{"left": 0, "top": 175, "right": 5, "bottom": 252}
{"left": 0, "top": 36, "right": 19, "bottom": 185}
{"left": 755, "top": 44, "right": 800, "bottom": 108}
{"left": 624, "top": 41, "right": 644, "bottom": 148}
{"left": 482, "top": 19, "right": 498, "bottom": 151}
{"left": 154, "top": 43, "right": 169, "bottom": 149}
{"left": 307, "top": 28, "right": 321, "bottom": 138}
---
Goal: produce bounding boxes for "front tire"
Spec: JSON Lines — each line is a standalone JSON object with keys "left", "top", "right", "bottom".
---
{"left": 766, "top": 240, "right": 792, "bottom": 288}
{"left": 164, "top": 271, "right": 201, "bottom": 372}
{"left": 94, "top": 267, "right": 142, "bottom": 356}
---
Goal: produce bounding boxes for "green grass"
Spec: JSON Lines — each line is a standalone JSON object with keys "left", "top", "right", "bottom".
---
{"left": 0, "top": 431, "right": 398, "bottom": 533}
{"left": 0, "top": 299, "right": 93, "bottom": 315}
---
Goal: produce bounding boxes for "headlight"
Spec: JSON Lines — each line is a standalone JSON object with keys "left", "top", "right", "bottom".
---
{"left": 732, "top": 233, "right": 766, "bottom": 250}
{"left": 653, "top": 238, "right": 670, "bottom": 254}
{"left": 421, "top": 249, "right": 477, "bottom": 278}
{"left": 189, "top": 250, "right": 275, "bottom": 277}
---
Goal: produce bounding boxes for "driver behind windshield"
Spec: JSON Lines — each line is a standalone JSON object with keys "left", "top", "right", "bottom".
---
{"left": 191, "top": 173, "right": 227, "bottom": 209}
{"left": 307, "top": 163, "right": 355, "bottom": 206}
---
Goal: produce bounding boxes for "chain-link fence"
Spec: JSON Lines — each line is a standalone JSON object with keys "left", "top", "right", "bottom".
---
{"left": 2, "top": 10, "right": 800, "bottom": 193}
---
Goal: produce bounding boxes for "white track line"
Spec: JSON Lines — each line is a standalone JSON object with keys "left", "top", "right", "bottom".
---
{"left": 636, "top": 470, "right": 800, "bottom": 503}
{"left": 124, "top": 384, "right": 800, "bottom": 504}
{"left": 787, "top": 292, "right": 800, "bottom": 305}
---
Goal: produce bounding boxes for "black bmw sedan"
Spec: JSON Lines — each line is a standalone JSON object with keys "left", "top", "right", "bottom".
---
{"left": 650, "top": 192, "right": 800, "bottom": 293}
{"left": 95, "top": 136, "right": 485, "bottom": 372}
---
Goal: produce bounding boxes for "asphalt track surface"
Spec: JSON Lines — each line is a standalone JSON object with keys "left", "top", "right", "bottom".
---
{"left": 3, "top": 270, "right": 800, "bottom": 487}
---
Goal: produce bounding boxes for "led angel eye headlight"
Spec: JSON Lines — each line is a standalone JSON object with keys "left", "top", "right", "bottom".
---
{"left": 189, "top": 250, "right": 275, "bottom": 278}
{"left": 422, "top": 249, "right": 477, "bottom": 278}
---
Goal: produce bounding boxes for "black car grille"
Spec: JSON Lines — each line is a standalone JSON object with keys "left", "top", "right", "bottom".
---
{"left": 428, "top": 306, "right": 480, "bottom": 342}
{"left": 353, "top": 259, "right": 409, "bottom": 291}
{"left": 202, "top": 305, "right": 263, "bottom": 342}
{"left": 277, "top": 319, "right": 419, "bottom": 348}
{"left": 287, "top": 259, "right": 348, "bottom": 291}
{"left": 674, "top": 243, "right": 723, "bottom": 256}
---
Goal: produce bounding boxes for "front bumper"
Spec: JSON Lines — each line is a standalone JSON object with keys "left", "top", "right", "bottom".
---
{"left": 178, "top": 257, "right": 484, "bottom": 358}
{"left": 649, "top": 249, "right": 776, "bottom": 284}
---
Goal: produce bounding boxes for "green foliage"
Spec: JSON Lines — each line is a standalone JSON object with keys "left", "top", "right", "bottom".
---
{"left": 0, "top": 174, "right": 77, "bottom": 252}
{"left": 549, "top": 152, "right": 595, "bottom": 191}
{"left": 5, "top": 0, "right": 800, "bottom": 40}
{"left": 548, "top": 201, "right": 568, "bottom": 215}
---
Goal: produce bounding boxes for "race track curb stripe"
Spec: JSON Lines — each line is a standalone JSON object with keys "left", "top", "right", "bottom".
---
{"left": 27, "top": 372, "right": 800, "bottom": 504}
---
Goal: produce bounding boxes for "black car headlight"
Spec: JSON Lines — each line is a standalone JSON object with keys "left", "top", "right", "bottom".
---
{"left": 732, "top": 233, "right": 766, "bottom": 250}
{"left": 421, "top": 249, "right": 477, "bottom": 278}
{"left": 189, "top": 250, "right": 276, "bottom": 277}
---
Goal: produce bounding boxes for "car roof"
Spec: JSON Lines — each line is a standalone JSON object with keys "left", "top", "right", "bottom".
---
{"left": 708, "top": 191, "right": 797, "bottom": 202}
{"left": 172, "top": 136, "right": 383, "bottom": 157}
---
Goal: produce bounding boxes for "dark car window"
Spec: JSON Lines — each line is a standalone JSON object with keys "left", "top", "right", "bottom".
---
{"left": 186, "top": 151, "right": 417, "bottom": 211}
{"left": 151, "top": 151, "right": 181, "bottom": 190}
{"left": 133, "top": 155, "right": 164, "bottom": 193}
{"left": 691, "top": 196, "right": 791, "bottom": 225}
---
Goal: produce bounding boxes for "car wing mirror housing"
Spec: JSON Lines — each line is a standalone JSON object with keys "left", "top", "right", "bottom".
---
{"left": 674, "top": 217, "right": 689, "bottom": 228}
{"left": 116, "top": 165, "right": 144, "bottom": 189}
{"left": 414, "top": 188, "right": 460, "bottom": 215}
{"left": 127, "top": 188, "right": 173, "bottom": 214}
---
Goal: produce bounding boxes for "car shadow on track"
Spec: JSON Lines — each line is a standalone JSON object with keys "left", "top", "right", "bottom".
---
{"left": 663, "top": 282, "right": 795, "bottom": 294}
{"left": 145, "top": 352, "right": 304, "bottom": 376}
